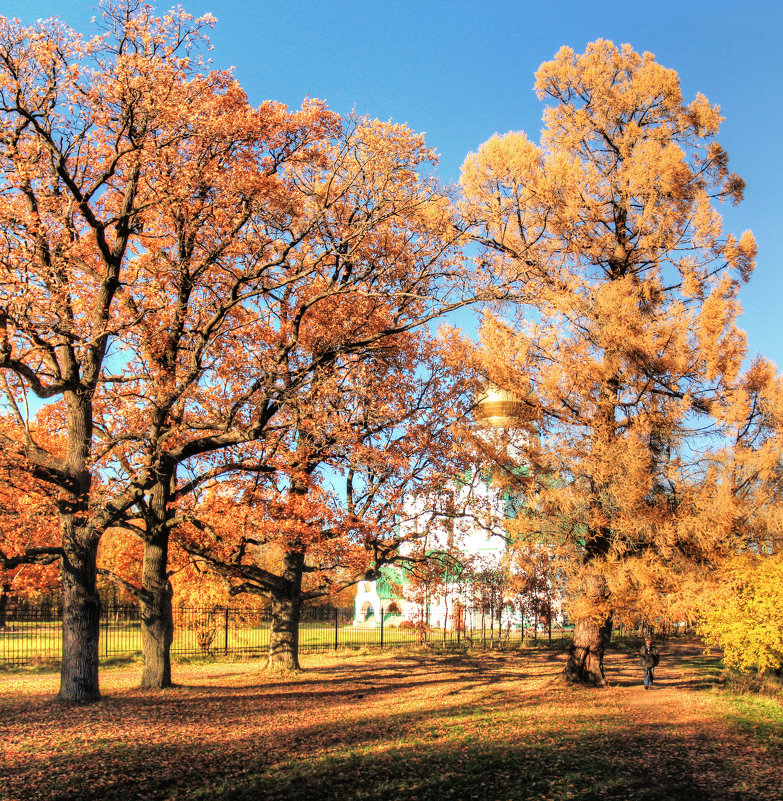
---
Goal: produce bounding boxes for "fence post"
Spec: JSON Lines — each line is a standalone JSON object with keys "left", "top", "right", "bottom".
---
{"left": 224, "top": 606, "right": 229, "bottom": 655}
{"left": 334, "top": 607, "right": 338, "bottom": 651}
{"left": 103, "top": 601, "right": 109, "bottom": 658}
{"left": 380, "top": 604, "right": 384, "bottom": 650}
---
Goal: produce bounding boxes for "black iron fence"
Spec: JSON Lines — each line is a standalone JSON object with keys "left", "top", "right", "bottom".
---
{"left": 0, "top": 601, "right": 572, "bottom": 667}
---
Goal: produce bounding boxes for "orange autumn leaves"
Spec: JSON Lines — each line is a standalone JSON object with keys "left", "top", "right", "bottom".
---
{"left": 460, "top": 39, "right": 781, "bottom": 673}
{"left": 0, "top": 1, "right": 482, "bottom": 693}
{"left": 0, "top": 11, "right": 780, "bottom": 684}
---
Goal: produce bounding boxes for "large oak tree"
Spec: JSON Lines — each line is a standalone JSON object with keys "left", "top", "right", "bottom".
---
{"left": 0, "top": 2, "right": 264, "bottom": 699}
{"left": 175, "top": 327, "right": 478, "bottom": 672}
{"left": 0, "top": 2, "right": 481, "bottom": 697}
{"left": 0, "top": 0, "right": 322, "bottom": 699}
{"left": 101, "top": 106, "right": 477, "bottom": 685}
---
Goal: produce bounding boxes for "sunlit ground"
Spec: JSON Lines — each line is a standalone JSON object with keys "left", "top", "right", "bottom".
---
{"left": 1, "top": 640, "right": 781, "bottom": 800}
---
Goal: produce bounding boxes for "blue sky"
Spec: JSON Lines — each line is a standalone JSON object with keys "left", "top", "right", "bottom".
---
{"left": 5, "top": 0, "right": 782, "bottom": 367}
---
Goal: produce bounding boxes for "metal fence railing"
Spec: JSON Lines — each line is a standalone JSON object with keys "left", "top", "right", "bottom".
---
{"left": 0, "top": 601, "right": 573, "bottom": 666}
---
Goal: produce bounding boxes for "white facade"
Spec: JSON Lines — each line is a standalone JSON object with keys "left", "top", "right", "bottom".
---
{"left": 352, "top": 453, "right": 513, "bottom": 629}
{"left": 352, "top": 386, "right": 558, "bottom": 632}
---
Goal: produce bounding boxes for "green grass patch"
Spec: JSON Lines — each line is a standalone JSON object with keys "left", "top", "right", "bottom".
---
{"left": 717, "top": 692, "right": 783, "bottom": 748}
{"left": 0, "top": 655, "right": 61, "bottom": 673}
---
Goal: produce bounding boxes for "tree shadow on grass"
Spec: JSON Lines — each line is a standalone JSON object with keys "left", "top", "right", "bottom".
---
{"left": 172, "top": 652, "right": 537, "bottom": 700}
{"left": 6, "top": 645, "right": 754, "bottom": 801}
{"left": 204, "top": 726, "right": 735, "bottom": 801}
{"left": 7, "top": 709, "right": 750, "bottom": 801}
{"left": 0, "top": 655, "right": 544, "bottom": 755}
{"left": 5, "top": 695, "right": 771, "bottom": 801}
{"left": 2, "top": 697, "right": 729, "bottom": 801}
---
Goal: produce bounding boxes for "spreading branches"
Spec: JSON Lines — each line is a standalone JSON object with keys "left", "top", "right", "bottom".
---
{"left": 460, "top": 40, "right": 775, "bottom": 683}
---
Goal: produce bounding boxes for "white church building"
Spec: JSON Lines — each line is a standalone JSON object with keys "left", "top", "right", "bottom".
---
{"left": 352, "top": 387, "right": 537, "bottom": 631}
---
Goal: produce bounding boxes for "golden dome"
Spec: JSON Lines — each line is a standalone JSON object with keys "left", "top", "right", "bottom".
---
{"left": 474, "top": 386, "right": 528, "bottom": 428}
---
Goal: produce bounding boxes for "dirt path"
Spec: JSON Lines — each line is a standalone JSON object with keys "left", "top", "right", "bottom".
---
{"left": 599, "top": 641, "right": 782, "bottom": 800}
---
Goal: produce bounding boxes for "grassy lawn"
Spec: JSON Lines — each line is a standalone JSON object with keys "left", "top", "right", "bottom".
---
{"left": 1, "top": 639, "right": 780, "bottom": 801}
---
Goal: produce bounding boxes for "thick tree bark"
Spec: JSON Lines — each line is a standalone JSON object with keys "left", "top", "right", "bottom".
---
{"left": 267, "top": 550, "right": 305, "bottom": 672}
{"left": 57, "top": 530, "right": 101, "bottom": 702}
{"left": 138, "top": 474, "right": 177, "bottom": 689}
{"left": 140, "top": 531, "right": 174, "bottom": 689}
{"left": 565, "top": 494, "right": 614, "bottom": 686}
{"left": 56, "top": 382, "right": 102, "bottom": 702}
{"left": 268, "top": 593, "right": 302, "bottom": 672}
{"left": 563, "top": 354, "right": 618, "bottom": 687}
{"left": 565, "top": 614, "right": 613, "bottom": 686}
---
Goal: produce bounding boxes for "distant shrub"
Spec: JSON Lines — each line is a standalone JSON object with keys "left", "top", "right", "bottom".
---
{"left": 397, "top": 620, "right": 433, "bottom": 632}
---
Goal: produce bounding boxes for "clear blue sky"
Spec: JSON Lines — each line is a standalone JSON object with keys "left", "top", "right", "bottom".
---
{"left": 5, "top": 0, "right": 782, "bottom": 368}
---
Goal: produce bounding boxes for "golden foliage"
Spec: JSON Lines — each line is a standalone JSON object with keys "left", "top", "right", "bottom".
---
{"left": 698, "top": 553, "right": 783, "bottom": 674}
{"left": 460, "top": 40, "right": 779, "bottom": 651}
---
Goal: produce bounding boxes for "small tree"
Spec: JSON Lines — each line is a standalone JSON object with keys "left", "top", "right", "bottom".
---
{"left": 698, "top": 553, "right": 783, "bottom": 675}
{"left": 507, "top": 546, "right": 556, "bottom": 640}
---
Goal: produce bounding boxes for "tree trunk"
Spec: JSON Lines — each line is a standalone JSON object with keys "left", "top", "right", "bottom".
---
{"left": 533, "top": 594, "right": 539, "bottom": 641}
{"left": 563, "top": 350, "right": 619, "bottom": 687}
{"left": 268, "top": 594, "right": 302, "bottom": 672}
{"left": 267, "top": 548, "right": 305, "bottom": 672}
{"left": 0, "top": 582, "right": 10, "bottom": 628}
{"left": 58, "top": 531, "right": 101, "bottom": 702}
{"left": 565, "top": 467, "right": 614, "bottom": 686}
{"left": 548, "top": 602, "right": 552, "bottom": 644}
{"left": 140, "top": 532, "right": 174, "bottom": 689}
{"left": 56, "top": 386, "right": 100, "bottom": 702}
{"left": 565, "top": 614, "right": 613, "bottom": 686}
{"left": 138, "top": 474, "right": 176, "bottom": 689}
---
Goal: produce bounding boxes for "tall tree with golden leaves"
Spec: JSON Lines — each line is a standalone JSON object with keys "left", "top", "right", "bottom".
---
{"left": 461, "top": 40, "right": 759, "bottom": 684}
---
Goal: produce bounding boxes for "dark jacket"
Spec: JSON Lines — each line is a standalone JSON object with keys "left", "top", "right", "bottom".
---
{"left": 639, "top": 643, "right": 660, "bottom": 668}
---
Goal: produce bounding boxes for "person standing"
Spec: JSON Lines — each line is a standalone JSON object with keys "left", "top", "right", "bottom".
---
{"left": 639, "top": 636, "right": 660, "bottom": 689}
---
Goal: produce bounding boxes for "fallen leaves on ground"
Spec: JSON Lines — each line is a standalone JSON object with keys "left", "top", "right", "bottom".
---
{"left": 1, "top": 641, "right": 780, "bottom": 800}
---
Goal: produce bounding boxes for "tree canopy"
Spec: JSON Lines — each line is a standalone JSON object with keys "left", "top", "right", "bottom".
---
{"left": 460, "top": 39, "right": 780, "bottom": 684}
{"left": 0, "top": 1, "right": 481, "bottom": 698}
{"left": 0, "top": 11, "right": 780, "bottom": 697}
